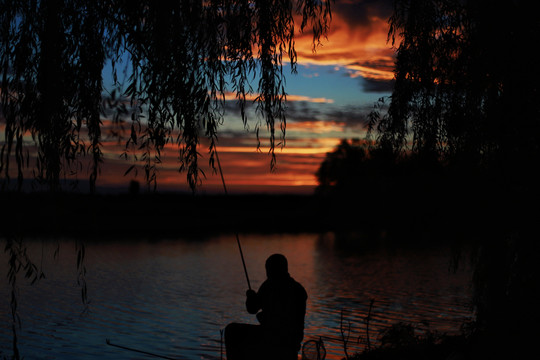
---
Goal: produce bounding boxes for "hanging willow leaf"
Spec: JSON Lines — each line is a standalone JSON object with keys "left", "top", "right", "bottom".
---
{"left": 124, "top": 164, "right": 136, "bottom": 176}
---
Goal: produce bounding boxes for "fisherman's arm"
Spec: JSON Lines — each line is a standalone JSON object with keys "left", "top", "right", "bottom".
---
{"left": 245, "top": 289, "right": 261, "bottom": 314}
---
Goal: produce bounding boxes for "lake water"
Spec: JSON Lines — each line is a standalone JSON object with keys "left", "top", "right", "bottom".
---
{"left": 1, "top": 233, "right": 473, "bottom": 360}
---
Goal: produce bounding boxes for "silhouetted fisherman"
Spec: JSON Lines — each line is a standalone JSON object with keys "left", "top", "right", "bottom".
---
{"left": 225, "top": 254, "right": 308, "bottom": 360}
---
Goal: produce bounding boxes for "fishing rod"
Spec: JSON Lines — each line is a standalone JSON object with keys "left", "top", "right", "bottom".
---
{"left": 106, "top": 339, "right": 180, "bottom": 360}
{"left": 214, "top": 147, "right": 252, "bottom": 291}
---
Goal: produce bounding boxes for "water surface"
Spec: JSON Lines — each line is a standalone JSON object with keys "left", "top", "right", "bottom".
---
{"left": 1, "top": 233, "right": 473, "bottom": 359}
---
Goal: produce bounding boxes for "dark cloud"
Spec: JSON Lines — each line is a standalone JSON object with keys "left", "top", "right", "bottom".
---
{"left": 361, "top": 77, "right": 394, "bottom": 93}
{"left": 322, "top": 104, "right": 372, "bottom": 128}
{"left": 284, "top": 101, "right": 325, "bottom": 122}
{"left": 285, "top": 99, "right": 373, "bottom": 129}
{"left": 345, "top": 47, "right": 396, "bottom": 93}
{"left": 333, "top": 0, "right": 394, "bottom": 28}
{"left": 352, "top": 57, "right": 395, "bottom": 74}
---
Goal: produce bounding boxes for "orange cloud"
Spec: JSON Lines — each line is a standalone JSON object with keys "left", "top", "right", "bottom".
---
{"left": 286, "top": 120, "right": 345, "bottom": 134}
{"left": 199, "top": 150, "right": 324, "bottom": 191}
{"left": 223, "top": 91, "right": 334, "bottom": 104}
{"left": 129, "top": 147, "right": 325, "bottom": 194}
{"left": 294, "top": 3, "right": 395, "bottom": 84}
{"left": 346, "top": 61, "right": 394, "bottom": 81}
{"left": 91, "top": 134, "right": 336, "bottom": 194}
{"left": 287, "top": 94, "right": 334, "bottom": 103}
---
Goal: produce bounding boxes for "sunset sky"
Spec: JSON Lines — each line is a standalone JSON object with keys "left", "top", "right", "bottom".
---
{"left": 1, "top": 0, "right": 396, "bottom": 194}
{"left": 96, "top": 0, "right": 395, "bottom": 195}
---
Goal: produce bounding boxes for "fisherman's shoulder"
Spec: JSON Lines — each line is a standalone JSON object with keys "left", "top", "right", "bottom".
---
{"left": 290, "top": 277, "right": 307, "bottom": 299}
{"left": 257, "top": 279, "right": 271, "bottom": 293}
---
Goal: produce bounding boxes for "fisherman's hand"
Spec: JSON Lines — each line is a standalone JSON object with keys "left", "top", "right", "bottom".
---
{"left": 256, "top": 311, "right": 266, "bottom": 325}
{"left": 246, "top": 289, "right": 256, "bottom": 298}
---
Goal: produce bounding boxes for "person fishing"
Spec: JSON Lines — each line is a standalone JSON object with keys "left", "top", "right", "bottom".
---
{"left": 225, "top": 254, "right": 308, "bottom": 360}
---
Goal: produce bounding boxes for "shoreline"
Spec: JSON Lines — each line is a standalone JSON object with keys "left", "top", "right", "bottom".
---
{"left": 0, "top": 189, "right": 516, "bottom": 242}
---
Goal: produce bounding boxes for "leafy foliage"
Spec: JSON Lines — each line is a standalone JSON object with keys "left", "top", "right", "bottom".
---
{"left": 0, "top": 0, "right": 333, "bottom": 192}
{"left": 366, "top": 1, "right": 540, "bottom": 355}
{"left": 368, "top": 0, "right": 540, "bottom": 176}
{"left": 315, "top": 139, "right": 370, "bottom": 195}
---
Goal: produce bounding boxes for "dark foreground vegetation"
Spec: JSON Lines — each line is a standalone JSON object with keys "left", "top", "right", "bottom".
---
{"left": 346, "top": 319, "right": 533, "bottom": 360}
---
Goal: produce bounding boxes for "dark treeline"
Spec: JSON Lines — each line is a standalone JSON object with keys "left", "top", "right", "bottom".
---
{"left": 315, "top": 139, "right": 536, "bottom": 235}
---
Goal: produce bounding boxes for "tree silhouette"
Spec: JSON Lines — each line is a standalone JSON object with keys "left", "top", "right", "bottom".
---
{"left": 369, "top": 0, "right": 540, "bottom": 177}
{"left": 1, "top": 0, "right": 333, "bottom": 192}
{"left": 315, "top": 139, "right": 369, "bottom": 196}
{"left": 367, "top": 1, "right": 540, "bottom": 356}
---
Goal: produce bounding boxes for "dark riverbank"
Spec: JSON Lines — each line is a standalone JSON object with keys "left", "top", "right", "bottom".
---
{"left": 1, "top": 192, "right": 329, "bottom": 238}
{"left": 0, "top": 180, "right": 530, "bottom": 241}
